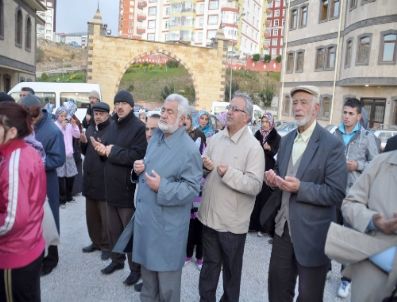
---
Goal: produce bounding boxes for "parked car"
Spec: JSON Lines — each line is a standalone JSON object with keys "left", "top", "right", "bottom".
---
{"left": 276, "top": 121, "right": 297, "bottom": 137}
{"left": 373, "top": 129, "right": 397, "bottom": 151}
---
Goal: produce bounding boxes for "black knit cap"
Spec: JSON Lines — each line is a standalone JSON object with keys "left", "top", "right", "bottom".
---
{"left": 92, "top": 102, "right": 110, "bottom": 113}
{"left": 114, "top": 90, "right": 134, "bottom": 107}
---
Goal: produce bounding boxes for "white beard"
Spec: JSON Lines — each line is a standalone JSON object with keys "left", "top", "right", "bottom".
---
{"left": 158, "top": 120, "right": 178, "bottom": 134}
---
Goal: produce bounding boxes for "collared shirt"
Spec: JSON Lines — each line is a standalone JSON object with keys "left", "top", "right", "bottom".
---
{"left": 292, "top": 120, "right": 316, "bottom": 165}
{"left": 338, "top": 122, "right": 361, "bottom": 146}
{"left": 199, "top": 126, "right": 265, "bottom": 234}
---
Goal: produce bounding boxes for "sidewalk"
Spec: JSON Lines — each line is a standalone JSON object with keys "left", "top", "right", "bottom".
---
{"left": 41, "top": 195, "right": 350, "bottom": 301}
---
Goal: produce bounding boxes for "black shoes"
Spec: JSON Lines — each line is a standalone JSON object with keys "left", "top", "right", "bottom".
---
{"left": 41, "top": 245, "right": 59, "bottom": 276}
{"left": 134, "top": 282, "right": 143, "bottom": 292}
{"left": 101, "top": 251, "right": 111, "bottom": 261}
{"left": 101, "top": 262, "right": 124, "bottom": 275}
{"left": 82, "top": 244, "right": 100, "bottom": 253}
{"left": 123, "top": 271, "right": 141, "bottom": 286}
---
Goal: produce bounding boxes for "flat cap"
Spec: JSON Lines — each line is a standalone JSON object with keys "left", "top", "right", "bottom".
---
{"left": 19, "top": 94, "right": 42, "bottom": 107}
{"left": 92, "top": 102, "right": 110, "bottom": 113}
{"left": 290, "top": 85, "right": 320, "bottom": 97}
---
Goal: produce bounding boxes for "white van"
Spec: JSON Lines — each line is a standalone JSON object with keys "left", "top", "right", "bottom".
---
{"left": 8, "top": 82, "right": 101, "bottom": 121}
{"left": 211, "top": 101, "right": 264, "bottom": 122}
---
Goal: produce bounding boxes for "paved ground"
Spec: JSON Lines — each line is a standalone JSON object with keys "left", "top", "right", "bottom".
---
{"left": 41, "top": 195, "right": 351, "bottom": 302}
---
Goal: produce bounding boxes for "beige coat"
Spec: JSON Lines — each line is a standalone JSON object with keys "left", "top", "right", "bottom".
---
{"left": 325, "top": 150, "right": 397, "bottom": 302}
{"left": 198, "top": 126, "right": 264, "bottom": 234}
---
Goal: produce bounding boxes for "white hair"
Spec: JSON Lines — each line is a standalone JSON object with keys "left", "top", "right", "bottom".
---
{"left": 165, "top": 93, "right": 190, "bottom": 118}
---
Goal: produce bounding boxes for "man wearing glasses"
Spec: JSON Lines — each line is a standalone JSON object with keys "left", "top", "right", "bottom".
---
{"left": 198, "top": 92, "right": 265, "bottom": 302}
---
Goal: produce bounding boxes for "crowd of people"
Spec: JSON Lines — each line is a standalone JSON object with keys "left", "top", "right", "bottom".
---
{"left": 0, "top": 84, "right": 396, "bottom": 302}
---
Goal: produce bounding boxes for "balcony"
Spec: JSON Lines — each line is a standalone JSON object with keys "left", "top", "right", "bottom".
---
{"left": 137, "top": 1, "right": 147, "bottom": 9}
{"left": 137, "top": 14, "right": 146, "bottom": 21}
{"left": 137, "top": 28, "right": 146, "bottom": 34}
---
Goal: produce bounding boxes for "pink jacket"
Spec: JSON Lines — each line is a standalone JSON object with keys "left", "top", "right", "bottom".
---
{"left": 55, "top": 121, "right": 80, "bottom": 157}
{"left": 0, "top": 139, "right": 47, "bottom": 269}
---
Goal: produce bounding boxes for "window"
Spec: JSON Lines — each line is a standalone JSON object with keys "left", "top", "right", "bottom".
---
{"left": 290, "top": 8, "right": 298, "bottom": 30}
{"left": 25, "top": 17, "right": 32, "bottom": 51}
{"left": 282, "top": 94, "right": 291, "bottom": 116}
{"left": 208, "top": 15, "right": 218, "bottom": 25}
{"left": 326, "top": 46, "right": 336, "bottom": 69}
{"left": 147, "top": 33, "right": 155, "bottom": 40}
{"left": 273, "top": 28, "right": 279, "bottom": 36}
{"left": 195, "top": 31, "right": 203, "bottom": 42}
{"left": 148, "top": 7, "right": 157, "bottom": 16}
{"left": 207, "top": 30, "right": 216, "bottom": 40}
{"left": 300, "top": 6, "right": 308, "bottom": 28}
{"left": 15, "top": 9, "right": 23, "bottom": 47}
{"left": 319, "top": 95, "right": 332, "bottom": 120}
{"left": 209, "top": 0, "right": 218, "bottom": 10}
{"left": 320, "top": 0, "right": 339, "bottom": 22}
{"left": 286, "top": 52, "right": 294, "bottom": 73}
{"left": 361, "top": 98, "right": 385, "bottom": 129}
{"left": 148, "top": 20, "right": 155, "bottom": 29}
{"left": 349, "top": 0, "right": 357, "bottom": 9}
{"left": 345, "top": 39, "right": 353, "bottom": 68}
{"left": 356, "top": 34, "right": 371, "bottom": 65}
{"left": 379, "top": 31, "right": 396, "bottom": 64}
{"left": 295, "top": 50, "right": 304, "bottom": 72}
{"left": 196, "top": 3, "right": 204, "bottom": 14}
{"left": 274, "top": 9, "right": 280, "bottom": 17}
{"left": 165, "top": 6, "right": 170, "bottom": 15}
{"left": 0, "top": 0, "right": 3, "bottom": 39}
{"left": 274, "top": 19, "right": 279, "bottom": 27}
{"left": 315, "top": 47, "right": 325, "bottom": 70}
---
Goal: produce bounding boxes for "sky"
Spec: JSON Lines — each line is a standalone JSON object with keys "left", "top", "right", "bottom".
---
{"left": 56, "top": 0, "right": 119, "bottom": 35}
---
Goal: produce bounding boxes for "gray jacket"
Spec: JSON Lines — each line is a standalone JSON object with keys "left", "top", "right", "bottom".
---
{"left": 335, "top": 126, "right": 379, "bottom": 190}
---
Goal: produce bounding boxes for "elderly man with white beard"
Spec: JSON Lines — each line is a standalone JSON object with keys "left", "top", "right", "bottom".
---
{"left": 132, "top": 94, "right": 202, "bottom": 302}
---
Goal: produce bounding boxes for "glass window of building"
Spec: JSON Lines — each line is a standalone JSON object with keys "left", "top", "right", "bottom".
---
{"left": 196, "top": 3, "right": 204, "bottom": 14}
{"left": 147, "top": 33, "right": 155, "bottom": 40}
{"left": 356, "top": 35, "right": 371, "bottom": 65}
{"left": 283, "top": 94, "right": 291, "bottom": 116}
{"left": 345, "top": 39, "right": 353, "bottom": 68}
{"left": 326, "top": 46, "right": 336, "bottom": 69}
{"left": 330, "top": 0, "right": 340, "bottom": 18}
{"left": 274, "top": 9, "right": 280, "bottom": 17}
{"left": 148, "top": 20, "right": 156, "bottom": 29}
{"left": 273, "top": 28, "right": 279, "bottom": 36}
{"left": 25, "top": 17, "right": 32, "bottom": 51}
{"left": 148, "top": 7, "right": 157, "bottom": 16}
{"left": 15, "top": 9, "right": 23, "bottom": 47}
{"left": 315, "top": 47, "right": 325, "bottom": 70}
{"left": 349, "top": 0, "right": 357, "bottom": 9}
{"left": 380, "top": 32, "right": 396, "bottom": 63}
{"left": 319, "top": 0, "right": 328, "bottom": 21}
{"left": 286, "top": 52, "right": 294, "bottom": 73}
{"left": 209, "top": 0, "right": 218, "bottom": 10}
{"left": 300, "top": 6, "right": 308, "bottom": 27}
{"left": 208, "top": 15, "right": 218, "bottom": 25}
{"left": 295, "top": 51, "right": 304, "bottom": 72}
{"left": 319, "top": 95, "right": 332, "bottom": 120}
{"left": 290, "top": 8, "right": 298, "bottom": 30}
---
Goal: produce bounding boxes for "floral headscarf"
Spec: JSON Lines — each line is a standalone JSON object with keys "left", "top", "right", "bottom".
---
{"left": 197, "top": 110, "right": 215, "bottom": 138}
{"left": 259, "top": 112, "right": 274, "bottom": 144}
{"left": 55, "top": 106, "right": 68, "bottom": 119}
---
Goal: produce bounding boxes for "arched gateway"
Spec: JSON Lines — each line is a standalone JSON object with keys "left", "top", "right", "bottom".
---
{"left": 86, "top": 10, "right": 228, "bottom": 110}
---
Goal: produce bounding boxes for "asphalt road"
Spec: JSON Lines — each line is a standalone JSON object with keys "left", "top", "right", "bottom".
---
{"left": 41, "top": 195, "right": 350, "bottom": 302}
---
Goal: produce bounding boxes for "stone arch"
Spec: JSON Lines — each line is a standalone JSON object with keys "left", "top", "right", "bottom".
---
{"left": 117, "top": 49, "right": 198, "bottom": 104}
{"left": 86, "top": 10, "right": 227, "bottom": 110}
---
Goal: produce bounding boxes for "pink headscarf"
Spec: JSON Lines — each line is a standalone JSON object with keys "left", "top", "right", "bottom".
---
{"left": 259, "top": 112, "right": 274, "bottom": 144}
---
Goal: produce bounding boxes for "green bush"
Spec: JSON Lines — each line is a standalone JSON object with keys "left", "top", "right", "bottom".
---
{"left": 40, "top": 73, "right": 49, "bottom": 81}
{"left": 161, "top": 84, "right": 175, "bottom": 100}
{"left": 166, "top": 60, "right": 179, "bottom": 68}
{"left": 275, "top": 55, "right": 282, "bottom": 63}
{"left": 252, "top": 54, "right": 261, "bottom": 62}
{"left": 264, "top": 55, "right": 271, "bottom": 63}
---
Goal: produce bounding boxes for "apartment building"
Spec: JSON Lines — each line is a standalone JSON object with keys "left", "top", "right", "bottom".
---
{"left": 118, "top": 0, "right": 266, "bottom": 56}
{"left": 264, "top": 0, "right": 286, "bottom": 58}
{"left": 37, "top": 0, "right": 56, "bottom": 41}
{"left": 0, "top": 0, "right": 45, "bottom": 92}
{"left": 280, "top": 0, "right": 397, "bottom": 128}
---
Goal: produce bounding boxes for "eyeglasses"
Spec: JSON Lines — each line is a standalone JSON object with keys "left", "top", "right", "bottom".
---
{"left": 226, "top": 105, "right": 246, "bottom": 113}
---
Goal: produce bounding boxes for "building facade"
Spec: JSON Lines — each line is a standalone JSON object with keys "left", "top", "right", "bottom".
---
{"left": 264, "top": 0, "right": 286, "bottom": 58}
{"left": 0, "top": 0, "right": 45, "bottom": 92}
{"left": 118, "top": 0, "right": 266, "bottom": 56}
{"left": 37, "top": 0, "right": 56, "bottom": 41}
{"left": 280, "top": 0, "right": 397, "bottom": 128}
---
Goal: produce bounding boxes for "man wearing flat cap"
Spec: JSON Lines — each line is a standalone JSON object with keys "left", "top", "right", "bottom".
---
{"left": 264, "top": 86, "right": 347, "bottom": 301}
{"left": 82, "top": 90, "right": 101, "bottom": 129}
{"left": 92, "top": 90, "right": 147, "bottom": 286}
{"left": 80, "top": 102, "right": 112, "bottom": 260}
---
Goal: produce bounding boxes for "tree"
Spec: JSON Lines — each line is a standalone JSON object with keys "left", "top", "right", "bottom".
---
{"left": 160, "top": 84, "right": 175, "bottom": 100}
{"left": 166, "top": 60, "right": 179, "bottom": 68}
{"left": 275, "top": 55, "right": 282, "bottom": 63}
{"left": 180, "top": 85, "right": 195, "bottom": 104}
{"left": 224, "top": 81, "right": 240, "bottom": 101}
{"left": 264, "top": 54, "right": 271, "bottom": 63}
{"left": 259, "top": 84, "right": 275, "bottom": 109}
{"left": 252, "top": 53, "right": 261, "bottom": 62}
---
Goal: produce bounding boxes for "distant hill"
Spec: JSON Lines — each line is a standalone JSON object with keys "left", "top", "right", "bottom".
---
{"left": 36, "top": 39, "right": 87, "bottom": 77}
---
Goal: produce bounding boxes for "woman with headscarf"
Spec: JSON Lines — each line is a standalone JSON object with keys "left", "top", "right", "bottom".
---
{"left": 197, "top": 110, "right": 215, "bottom": 138}
{"left": 0, "top": 102, "right": 46, "bottom": 302}
{"left": 54, "top": 106, "right": 81, "bottom": 205}
{"left": 249, "top": 112, "right": 281, "bottom": 237}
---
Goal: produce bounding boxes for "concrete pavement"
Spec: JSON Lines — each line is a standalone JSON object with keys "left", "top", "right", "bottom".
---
{"left": 41, "top": 195, "right": 350, "bottom": 302}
